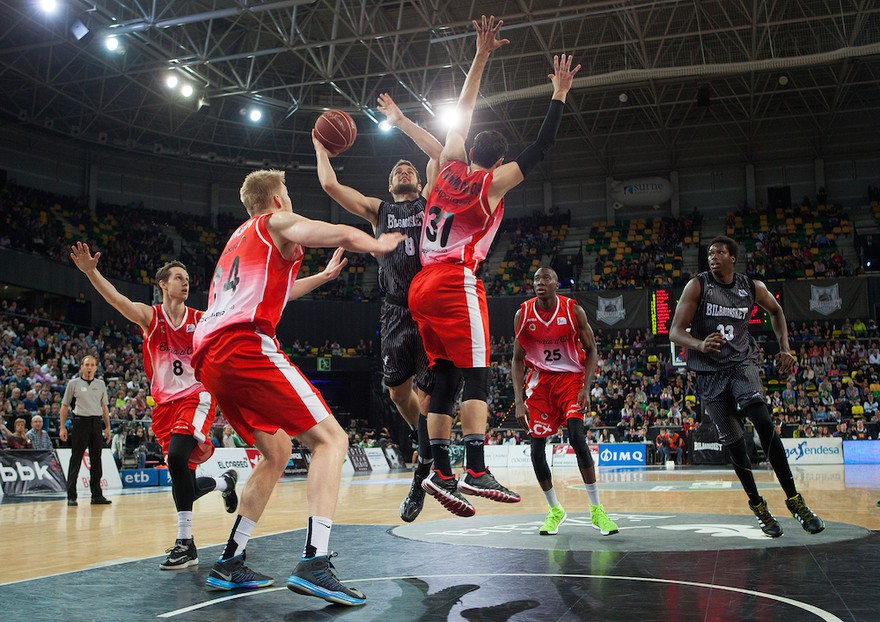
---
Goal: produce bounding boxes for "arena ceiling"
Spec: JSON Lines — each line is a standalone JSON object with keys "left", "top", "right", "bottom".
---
{"left": 1, "top": 1, "right": 879, "bottom": 180}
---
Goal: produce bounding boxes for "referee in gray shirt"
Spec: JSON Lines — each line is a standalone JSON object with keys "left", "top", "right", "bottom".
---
{"left": 59, "top": 355, "right": 112, "bottom": 506}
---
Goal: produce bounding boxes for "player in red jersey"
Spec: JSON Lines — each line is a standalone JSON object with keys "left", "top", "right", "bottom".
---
{"left": 193, "top": 169, "right": 403, "bottom": 606}
{"left": 70, "top": 243, "right": 347, "bottom": 570}
{"left": 512, "top": 267, "right": 618, "bottom": 536}
{"left": 70, "top": 244, "right": 239, "bottom": 570}
{"left": 408, "top": 15, "right": 581, "bottom": 517}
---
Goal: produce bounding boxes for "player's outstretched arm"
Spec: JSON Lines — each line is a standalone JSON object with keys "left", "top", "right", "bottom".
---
{"left": 268, "top": 212, "right": 404, "bottom": 257}
{"left": 378, "top": 93, "right": 443, "bottom": 162}
{"left": 488, "top": 54, "right": 581, "bottom": 208}
{"left": 440, "top": 15, "right": 509, "bottom": 167}
{"left": 378, "top": 93, "right": 443, "bottom": 197}
{"left": 69, "top": 242, "right": 153, "bottom": 330}
{"left": 313, "top": 130, "right": 381, "bottom": 228}
{"left": 287, "top": 247, "right": 348, "bottom": 301}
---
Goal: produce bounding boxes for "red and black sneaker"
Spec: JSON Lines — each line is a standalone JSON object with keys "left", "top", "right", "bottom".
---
{"left": 421, "top": 471, "right": 475, "bottom": 517}
{"left": 458, "top": 469, "right": 521, "bottom": 503}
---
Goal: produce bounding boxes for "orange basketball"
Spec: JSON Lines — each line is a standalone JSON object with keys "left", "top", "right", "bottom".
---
{"left": 314, "top": 109, "right": 357, "bottom": 154}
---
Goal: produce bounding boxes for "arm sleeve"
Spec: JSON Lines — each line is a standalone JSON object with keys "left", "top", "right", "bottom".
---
{"left": 514, "top": 99, "right": 564, "bottom": 177}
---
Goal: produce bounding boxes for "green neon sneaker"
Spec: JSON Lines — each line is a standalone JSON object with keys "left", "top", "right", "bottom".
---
{"left": 539, "top": 504, "right": 567, "bottom": 535}
{"left": 590, "top": 504, "right": 619, "bottom": 536}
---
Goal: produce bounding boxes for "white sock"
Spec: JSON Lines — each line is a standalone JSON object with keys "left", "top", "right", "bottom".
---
{"left": 543, "top": 487, "right": 559, "bottom": 508}
{"left": 213, "top": 476, "right": 229, "bottom": 492}
{"left": 177, "top": 511, "right": 193, "bottom": 540}
{"left": 230, "top": 516, "right": 256, "bottom": 557}
{"left": 585, "top": 482, "right": 600, "bottom": 506}
{"left": 303, "top": 515, "right": 333, "bottom": 558}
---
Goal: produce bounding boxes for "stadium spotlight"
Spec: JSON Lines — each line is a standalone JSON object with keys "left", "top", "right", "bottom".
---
{"left": 105, "top": 36, "right": 119, "bottom": 51}
{"left": 39, "top": 0, "right": 58, "bottom": 14}
{"left": 378, "top": 120, "right": 393, "bottom": 132}
{"left": 165, "top": 74, "right": 179, "bottom": 89}
{"left": 180, "top": 83, "right": 194, "bottom": 98}
{"left": 438, "top": 105, "right": 461, "bottom": 130}
{"left": 248, "top": 108, "right": 263, "bottom": 122}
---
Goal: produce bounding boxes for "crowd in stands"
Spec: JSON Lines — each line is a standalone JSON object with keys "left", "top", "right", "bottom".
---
{"left": 0, "top": 183, "right": 379, "bottom": 302}
{"left": 727, "top": 200, "right": 856, "bottom": 281}
{"left": 585, "top": 213, "right": 702, "bottom": 291}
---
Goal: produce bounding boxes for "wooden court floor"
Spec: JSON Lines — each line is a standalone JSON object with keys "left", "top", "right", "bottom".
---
{"left": 3, "top": 464, "right": 878, "bottom": 584}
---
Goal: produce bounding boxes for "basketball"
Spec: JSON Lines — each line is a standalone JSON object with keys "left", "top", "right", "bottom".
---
{"left": 314, "top": 109, "right": 357, "bottom": 154}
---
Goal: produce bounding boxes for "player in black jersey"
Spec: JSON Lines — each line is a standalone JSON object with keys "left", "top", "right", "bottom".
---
{"left": 670, "top": 235, "right": 824, "bottom": 537}
{"left": 313, "top": 94, "right": 441, "bottom": 522}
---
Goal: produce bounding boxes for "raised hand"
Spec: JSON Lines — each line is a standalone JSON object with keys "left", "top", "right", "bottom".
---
{"left": 377, "top": 93, "right": 404, "bottom": 127}
{"left": 320, "top": 247, "right": 349, "bottom": 281}
{"left": 473, "top": 14, "right": 510, "bottom": 56}
{"left": 549, "top": 54, "right": 582, "bottom": 97}
{"left": 70, "top": 241, "right": 101, "bottom": 273}
{"left": 312, "top": 128, "right": 339, "bottom": 158}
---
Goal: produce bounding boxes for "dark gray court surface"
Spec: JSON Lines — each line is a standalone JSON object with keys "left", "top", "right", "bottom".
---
{"left": 4, "top": 516, "right": 878, "bottom": 622}
{"left": 391, "top": 512, "right": 871, "bottom": 552}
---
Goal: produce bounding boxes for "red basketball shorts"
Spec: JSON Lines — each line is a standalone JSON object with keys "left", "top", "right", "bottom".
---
{"left": 524, "top": 370, "right": 585, "bottom": 438}
{"left": 194, "top": 329, "right": 331, "bottom": 445}
{"left": 151, "top": 389, "right": 217, "bottom": 467}
{"left": 409, "top": 264, "right": 490, "bottom": 369}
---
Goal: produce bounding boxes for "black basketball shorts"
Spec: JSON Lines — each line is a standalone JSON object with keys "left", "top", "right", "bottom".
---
{"left": 380, "top": 302, "right": 434, "bottom": 393}
{"left": 696, "top": 364, "right": 766, "bottom": 445}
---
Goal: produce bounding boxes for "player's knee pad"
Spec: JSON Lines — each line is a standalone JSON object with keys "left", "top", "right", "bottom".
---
{"left": 530, "top": 436, "right": 552, "bottom": 481}
{"left": 166, "top": 434, "right": 195, "bottom": 471}
{"left": 741, "top": 402, "right": 774, "bottom": 440}
{"left": 567, "top": 418, "right": 594, "bottom": 469}
{"left": 460, "top": 367, "right": 489, "bottom": 402}
{"left": 428, "top": 360, "right": 462, "bottom": 416}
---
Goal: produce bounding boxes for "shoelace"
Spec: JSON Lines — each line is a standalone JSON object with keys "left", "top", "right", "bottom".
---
{"left": 166, "top": 543, "right": 189, "bottom": 554}
{"left": 789, "top": 498, "right": 814, "bottom": 518}
{"left": 753, "top": 504, "right": 775, "bottom": 524}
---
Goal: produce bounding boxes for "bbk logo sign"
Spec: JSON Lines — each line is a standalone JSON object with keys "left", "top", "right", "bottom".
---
{"left": 1, "top": 461, "right": 51, "bottom": 482}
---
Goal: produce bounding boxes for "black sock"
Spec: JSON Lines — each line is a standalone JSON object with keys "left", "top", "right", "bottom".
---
{"left": 430, "top": 440, "right": 452, "bottom": 477}
{"left": 463, "top": 434, "right": 485, "bottom": 474}
{"left": 417, "top": 414, "right": 433, "bottom": 463}
{"left": 728, "top": 438, "right": 761, "bottom": 505}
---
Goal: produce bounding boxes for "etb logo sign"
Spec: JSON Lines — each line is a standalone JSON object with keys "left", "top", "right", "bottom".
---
{"left": 598, "top": 444, "right": 646, "bottom": 466}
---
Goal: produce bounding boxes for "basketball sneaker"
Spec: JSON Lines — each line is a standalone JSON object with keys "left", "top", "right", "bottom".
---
{"left": 422, "top": 471, "right": 475, "bottom": 517}
{"left": 458, "top": 469, "right": 521, "bottom": 503}
{"left": 221, "top": 469, "right": 239, "bottom": 514}
{"left": 205, "top": 552, "right": 275, "bottom": 590}
{"left": 539, "top": 505, "right": 567, "bottom": 535}
{"left": 590, "top": 504, "right": 620, "bottom": 536}
{"left": 400, "top": 466, "right": 429, "bottom": 523}
{"left": 749, "top": 497, "right": 783, "bottom": 538}
{"left": 160, "top": 538, "right": 198, "bottom": 570}
{"left": 286, "top": 553, "right": 366, "bottom": 606}
{"left": 785, "top": 493, "right": 825, "bottom": 534}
